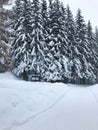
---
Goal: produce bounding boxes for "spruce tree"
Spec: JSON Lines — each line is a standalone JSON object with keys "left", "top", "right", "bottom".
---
{"left": 0, "top": 6, "right": 12, "bottom": 72}
{"left": 30, "top": 0, "right": 46, "bottom": 80}
{"left": 12, "top": 0, "right": 33, "bottom": 80}
{"left": 41, "top": 0, "right": 48, "bottom": 36}
{"left": 94, "top": 27, "right": 98, "bottom": 82}
{"left": 87, "top": 21, "right": 98, "bottom": 83}
{"left": 95, "top": 27, "right": 98, "bottom": 44}
{"left": 65, "top": 5, "right": 76, "bottom": 83}
{"left": 44, "top": 0, "right": 68, "bottom": 82}
{"left": 21, "top": 0, "right": 34, "bottom": 80}
{"left": 12, "top": 0, "right": 24, "bottom": 31}
{"left": 75, "top": 9, "right": 89, "bottom": 84}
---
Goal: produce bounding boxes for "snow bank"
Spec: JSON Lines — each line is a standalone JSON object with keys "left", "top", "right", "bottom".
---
{"left": 0, "top": 72, "right": 98, "bottom": 130}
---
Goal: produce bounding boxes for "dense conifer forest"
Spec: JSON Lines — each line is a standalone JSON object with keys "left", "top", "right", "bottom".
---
{"left": 1, "top": 0, "right": 98, "bottom": 85}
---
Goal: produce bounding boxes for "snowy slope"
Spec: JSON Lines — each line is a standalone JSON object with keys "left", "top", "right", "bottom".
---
{"left": 0, "top": 72, "right": 98, "bottom": 130}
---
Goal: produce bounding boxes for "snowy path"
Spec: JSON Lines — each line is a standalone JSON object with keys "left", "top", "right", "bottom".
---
{"left": 0, "top": 72, "right": 98, "bottom": 130}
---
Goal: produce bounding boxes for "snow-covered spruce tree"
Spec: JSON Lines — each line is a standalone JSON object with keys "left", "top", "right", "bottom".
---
{"left": 0, "top": 7, "right": 8, "bottom": 44}
{"left": 40, "top": 0, "right": 49, "bottom": 80}
{"left": 11, "top": 0, "right": 25, "bottom": 78}
{"left": 65, "top": 5, "right": 77, "bottom": 83}
{"left": 44, "top": 0, "right": 68, "bottom": 82}
{"left": 86, "top": 21, "right": 98, "bottom": 83}
{"left": 0, "top": 6, "right": 12, "bottom": 72}
{"left": 12, "top": 0, "right": 24, "bottom": 31}
{"left": 95, "top": 27, "right": 98, "bottom": 45}
{"left": 94, "top": 27, "right": 98, "bottom": 82}
{"left": 29, "top": 0, "right": 46, "bottom": 80}
{"left": 75, "top": 9, "right": 95, "bottom": 84}
{"left": 11, "top": 0, "right": 24, "bottom": 53}
{"left": 12, "top": 0, "right": 34, "bottom": 80}
{"left": 75, "top": 9, "right": 89, "bottom": 84}
{"left": 41, "top": 0, "right": 48, "bottom": 37}
{"left": 21, "top": 0, "right": 36, "bottom": 81}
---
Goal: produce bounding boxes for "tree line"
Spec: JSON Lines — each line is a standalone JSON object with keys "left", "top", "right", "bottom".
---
{"left": 3, "top": 0, "right": 98, "bottom": 84}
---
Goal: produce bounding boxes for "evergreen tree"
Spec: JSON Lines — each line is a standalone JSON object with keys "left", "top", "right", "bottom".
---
{"left": 0, "top": 6, "right": 12, "bottom": 72}
{"left": 94, "top": 27, "right": 98, "bottom": 82}
{"left": 75, "top": 9, "right": 91, "bottom": 84}
{"left": 12, "top": 0, "right": 24, "bottom": 31}
{"left": 11, "top": 0, "right": 24, "bottom": 78}
{"left": 65, "top": 5, "right": 76, "bottom": 83}
{"left": 59, "top": 3, "right": 70, "bottom": 82}
{"left": 30, "top": 0, "right": 46, "bottom": 80}
{"left": 41, "top": 0, "right": 48, "bottom": 36}
{"left": 95, "top": 27, "right": 98, "bottom": 44}
{"left": 44, "top": 0, "right": 68, "bottom": 82}
{"left": 41, "top": 0, "right": 50, "bottom": 80}
{"left": 21, "top": 0, "right": 34, "bottom": 80}
{"left": 87, "top": 21, "right": 98, "bottom": 83}
{"left": 12, "top": 0, "right": 33, "bottom": 80}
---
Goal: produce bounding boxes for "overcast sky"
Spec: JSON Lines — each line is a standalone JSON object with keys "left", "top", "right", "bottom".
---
{"left": 4, "top": 0, "right": 98, "bottom": 29}
{"left": 61, "top": 0, "right": 98, "bottom": 29}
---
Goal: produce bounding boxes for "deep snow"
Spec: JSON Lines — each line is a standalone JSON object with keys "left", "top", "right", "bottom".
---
{"left": 0, "top": 72, "right": 98, "bottom": 130}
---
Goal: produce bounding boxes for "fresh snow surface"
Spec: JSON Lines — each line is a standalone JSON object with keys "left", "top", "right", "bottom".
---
{"left": 0, "top": 72, "right": 98, "bottom": 130}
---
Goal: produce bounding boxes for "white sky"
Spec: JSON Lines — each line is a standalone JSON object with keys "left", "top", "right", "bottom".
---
{"left": 4, "top": 0, "right": 98, "bottom": 29}
{"left": 61, "top": 0, "right": 98, "bottom": 29}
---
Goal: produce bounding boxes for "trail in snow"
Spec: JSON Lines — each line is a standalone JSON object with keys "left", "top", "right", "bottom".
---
{"left": 3, "top": 88, "right": 70, "bottom": 130}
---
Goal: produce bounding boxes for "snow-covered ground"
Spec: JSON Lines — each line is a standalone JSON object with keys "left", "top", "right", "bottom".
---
{"left": 0, "top": 72, "right": 98, "bottom": 130}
